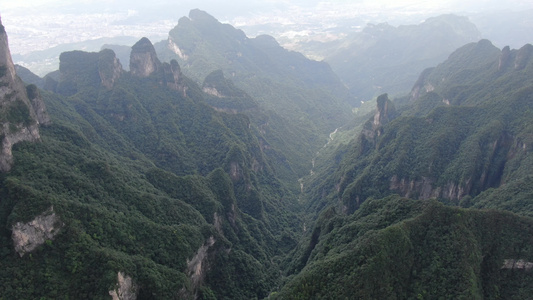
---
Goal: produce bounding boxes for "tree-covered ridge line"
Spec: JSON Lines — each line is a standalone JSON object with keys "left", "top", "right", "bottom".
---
{"left": 0, "top": 28, "right": 307, "bottom": 298}
{"left": 302, "top": 39, "right": 533, "bottom": 216}
{"left": 2, "top": 9, "right": 533, "bottom": 299}
{"left": 277, "top": 196, "right": 533, "bottom": 299}
{"left": 155, "top": 9, "right": 354, "bottom": 173}
{"left": 278, "top": 39, "right": 533, "bottom": 298}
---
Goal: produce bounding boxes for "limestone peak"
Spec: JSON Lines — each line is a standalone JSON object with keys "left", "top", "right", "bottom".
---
{"left": 130, "top": 37, "right": 160, "bottom": 78}
{"left": 0, "top": 18, "right": 49, "bottom": 171}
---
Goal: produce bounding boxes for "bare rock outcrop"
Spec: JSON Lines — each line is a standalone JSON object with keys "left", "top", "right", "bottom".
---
{"left": 11, "top": 206, "right": 63, "bottom": 256}
{"left": 0, "top": 17, "right": 49, "bottom": 172}
{"left": 161, "top": 59, "right": 187, "bottom": 96}
{"left": 98, "top": 49, "right": 123, "bottom": 89}
{"left": 1, "top": 122, "right": 41, "bottom": 172}
{"left": 389, "top": 175, "right": 470, "bottom": 201}
{"left": 178, "top": 236, "right": 216, "bottom": 299}
{"left": 409, "top": 67, "right": 435, "bottom": 101}
{"left": 26, "top": 84, "right": 51, "bottom": 125}
{"left": 167, "top": 37, "right": 189, "bottom": 60}
{"left": 514, "top": 44, "right": 533, "bottom": 70}
{"left": 130, "top": 37, "right": 160, "bottom": 78}
{"left": 109, "top": 272, "right": 138, "bottom": 300}
{"left": 130, "top": 38, "right": 187, "bottom": 96}
{"left": 498, "top": 45, "right": 511, "bottom": 71}
{"left": 57, "top": 49, "right": 123, "bottom": 95}
{"left": 361, "top": 93, "right": 397, "bottom": 140}
{"left": 502, "top": 259, "right": 533, "bottom": 271}
{"left": 373, "top": 93, "right": 396, "bottom": 130}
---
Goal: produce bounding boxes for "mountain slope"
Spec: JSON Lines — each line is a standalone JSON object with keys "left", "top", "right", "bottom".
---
{"left": 304, "top": 40, "right": 533, "bottom": 215}
{"left": 276, "top": 40, "right": 533, "bottom": 298}
{"left": 0, "top": 18, "right": 49, "bottom": 172}
{"left": 155, "top": 9, "right": 353, "bottom": 170}
{"left": 278, "top": 196, "right": 533, "bottom": 299}
{"left": 325, "top": 14, "right": 481, "bottom": 104}
{"left": 0, "top": 33, "right": 302, "bottom": 299}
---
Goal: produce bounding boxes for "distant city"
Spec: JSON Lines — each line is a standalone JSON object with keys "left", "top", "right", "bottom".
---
{"left": 2, "top": 0, "right": 532, "bottom": 76}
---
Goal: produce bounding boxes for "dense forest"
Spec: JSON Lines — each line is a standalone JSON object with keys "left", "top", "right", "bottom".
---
{"left": 1, "top": 9, "right": 533, "bottom": 300}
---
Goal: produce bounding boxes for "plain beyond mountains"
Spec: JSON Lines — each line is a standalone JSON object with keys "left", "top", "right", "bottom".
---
{"left": 2, "top": 2, "right": 533, "bottom": 299}
{"left": 2, "top": 0, "right": 533, "bottom": 77}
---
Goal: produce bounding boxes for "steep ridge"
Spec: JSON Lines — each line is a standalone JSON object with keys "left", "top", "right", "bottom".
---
{"left": 3, "top": 11, "right": 533, "bottom": 299}
{"left": 0, "top": 32, "right": 302, "bottom": 299}
{"left": 0, "top": 18, "right": 49, "bottom": 172}
{"left": 156, "top": 9, "right": 354, "bottom": 177}
{"left": 278, "top": 196, "right": 533, "bottom": 299}
{"left": 304, "top": 40, "right": 533, "bottom": 215}
{"left": 281, "top": 41, "right": 533, "bottom": 298}
{"left": 325, "top": 14, "right": 481, "bottom": 104}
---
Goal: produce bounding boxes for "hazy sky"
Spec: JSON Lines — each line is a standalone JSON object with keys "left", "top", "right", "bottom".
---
{"left": 1, "top": 0, "right": 532, "bottom": 56}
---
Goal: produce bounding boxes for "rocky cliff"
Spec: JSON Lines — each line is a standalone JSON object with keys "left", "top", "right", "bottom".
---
{"left": 130, "top": 37, "right": 160, "bottom": 78}
{"left": 178, "top": 236, "right": 216, "bottom": 299}
{"left": 373, "top": 94, "right": 396, "bottom": 132}
{"left": 11, "top": 206, "right": 63, "bottom": 256}
{"left": 360, "top": 93, "right": 397, "bottom": 142}
{"left": 56, "top": 49, "right": 123, "bottom": 95}
{"left": 98, "top": 49, "right": 123, "bottom": 89}
{"left": 0, "top": 17, "right": 49, "bottom": 172}
{"left": 109, "top": 272, "right": 138, "bottom": 300}
{"left": 130, "top": 38, "right": 187, "bottom": 95}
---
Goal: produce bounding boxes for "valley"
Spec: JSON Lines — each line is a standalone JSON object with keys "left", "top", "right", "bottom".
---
{"left": 1, "top": 6, "right": 533, "bottom": 300}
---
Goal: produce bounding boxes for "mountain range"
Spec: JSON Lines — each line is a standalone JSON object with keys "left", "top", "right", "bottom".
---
{"left": 2, "top": 9, "right": 533, "bottom": 299}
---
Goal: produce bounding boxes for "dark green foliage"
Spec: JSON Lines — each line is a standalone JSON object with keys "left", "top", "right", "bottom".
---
{"left": 97, "top": 48, "right": 120, "bottom": 79}
{"left": 25, "top": 84, "right": 39, "bottom": 99}
{"left": 3, "top": 13, "right": 533, "bottom": 300}
{"left": 57, "top": 51, "right": 100, "bottom": 95}
{"left": 279, "top": 39, "right": 533, "bottom": 300}
{"left": 279, "top": 197, "right": 533, "bottom": 299}
{"left": 0, "top": 49, "right": 302, "bottom": 299}
{"left": 156, "top": 9, "right": 353, "bottom": 180}
{"left": 304, "top": 39, "right": 533, "bottom": 218}
{"left": 5, "top": 99, "right": 32, "bottom": 126}
{"left": 203, "top": 70, "right": 259, "bottom": 111}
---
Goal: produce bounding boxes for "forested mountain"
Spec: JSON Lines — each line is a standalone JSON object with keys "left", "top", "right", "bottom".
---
{"left": 0, "top": 20, "right": 303, "bottom": 299}
{"left": 2, "top": 10, "right": 533, "bottom": 300}
{"left": 323, "top": 14, "right": 481, "bottom": 104}
{"left": 279, "top": 39, "right": 533, "bottom": 298}
{"left": 155, "top": 9, "right": 353, "bottom": 165}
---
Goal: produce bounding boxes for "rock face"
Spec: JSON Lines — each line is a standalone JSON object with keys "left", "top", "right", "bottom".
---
{"left": 502, "top": 259, "right": 533, "bottom": 271}
{"left": 514, "top": 44, "right": 533, "bottom": 70}
{"left": 178, "top": 236, "right": 216, "bottom": 299}
{"left": 26, "top": 84, "right": 51, "bottom": 125}
{"left": 389, "top": 175, "right": 470, "bottom": 201}
{"left": 130, "top": 37, "right": 160, "bottom": 78}
{"left": 98, "top": 49, "right": 123, "bottom": 89}
{"left": 109, "top": 272, "right": 137, "bottom": 300}
{"left": 57, "top": 49, "right": 123, "bottom": 95}
{"left": 130, "top": 37, "right": 187, "bottom": 95}
{"left": 161, "top": 59, "right": 187, "bottom": 95}
{"left": 361, "top": 93, "right": 397, "bottom": 141}
{"left": 498, "top": 46, "right": 511, "bottom": 71}
{"left": 373, "top": 94, "right": 396, "bottom": 131}
{"left": 0, "top": 17, "right": 49, "bottom": 172}
{"left": 11, "top": 207, "right": 63, "bottom": 256}
{"left": 408, "top": 67, "right": 436, "bottom": 102}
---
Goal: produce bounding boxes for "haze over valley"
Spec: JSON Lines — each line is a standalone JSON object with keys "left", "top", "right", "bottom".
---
{"left": 4, "top": 0, "right": 533, "bottom": 77}
{"left": 1, "top": 1, "right": 533, "bottom": 299}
